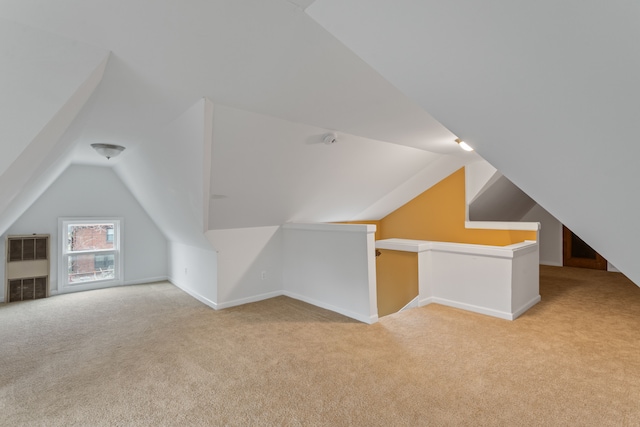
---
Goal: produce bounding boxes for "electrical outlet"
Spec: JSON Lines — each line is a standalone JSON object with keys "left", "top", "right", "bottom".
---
{"left": 184, "top": 267, "right": 188, "bottom": 275}
{"left": 261, "top": 271, "right": 267, "bottom": 280}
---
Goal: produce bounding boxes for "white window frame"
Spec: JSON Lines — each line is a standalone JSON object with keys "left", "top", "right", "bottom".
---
{"left": 58, "top": 217, "right": 124, "bottom": 293}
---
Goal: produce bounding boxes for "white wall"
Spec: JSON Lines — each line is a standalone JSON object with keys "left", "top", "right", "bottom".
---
{"left": 465, "top": 161, "right": 536, "bottom": 222}
{"left": 0, "top": 19, "right": 108, "bottom": 177}
{"left": 107, "top": 98, "right": 221, "bottom": 307}
{"left": 167, "top": 241, "right": 217, "bottom": 308}
{"left": 465, "top": 160, "right": 499, "bottom": 206}
{"left": 424, "top": 243, "right": 539, "bottom": 320}
{"left": 520, "top": 204, "right": 563, "bottom": 266}
{"left": 465, "top": 159, "right": 563, "bottom": 266}
{"left": 206, "top": 226, "right": 283, "bottom": 308}
{"left": 0, "top": 165, "right": 167, "bottom": 300}
{"left": 354, "top": 154, "right": 471, "bottom": 220}
{"left": 282, "top": 223, "right": 378, "bottom": 324}
{"left": 0, "top": 25, "right": 109, "bottom": 237}
{"left": 208, "top": 104, "right": 448, "bottom": 229}
{"left": 511, "top": 245, "right": 541, "bottom": 314}
{"left": 376, "top": 238, "right": 540, "bottom": 320}
{"left": 309, "top": 0, "right": 640, "bottom": 286}
{"left": 115, "top": 98, "right": 211, "bottom": 249}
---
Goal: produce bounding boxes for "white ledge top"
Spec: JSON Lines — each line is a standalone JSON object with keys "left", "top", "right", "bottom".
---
{"left": 465, "top": 221, "right": 540, "bottom": 231}
{"left": 376, "top": 238, "right": 538, "bottom": 258}
{"left": 283, "top": 222, "right": 376, "bottom": 233}
{"left": 375, "top": 238, "right": 432, "bottom": 252}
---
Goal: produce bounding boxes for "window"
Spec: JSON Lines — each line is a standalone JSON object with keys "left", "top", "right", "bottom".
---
{"left": 59, "top": 218, "right": 123, "bottom": 292}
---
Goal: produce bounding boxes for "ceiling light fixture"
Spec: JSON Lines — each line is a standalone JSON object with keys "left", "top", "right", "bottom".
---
{"left": 323, "top": 132, "right": 338, "bottom": 145}
{"left": 91, "top": 143, "right": 126, "bottom": 160}
{"left": 455, "top": 138, "right": 474, "bottom": 152}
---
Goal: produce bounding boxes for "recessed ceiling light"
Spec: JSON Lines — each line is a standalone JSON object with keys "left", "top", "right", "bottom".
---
{"left": 455, "top": 138, "right": 473, "bottom": 152}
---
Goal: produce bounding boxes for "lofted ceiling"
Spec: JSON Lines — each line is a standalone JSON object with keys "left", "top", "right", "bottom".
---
{"left": 0, "top": 0, "right": 483, "bottom": 242}
{"left": 308, "top": 0, "right": 640, "bottom": 285}
{"left": 209, "top": 105, "right": 451, "bottom": 229}
{"left": 0, "top": 0, "right": 461, "bottom": 157}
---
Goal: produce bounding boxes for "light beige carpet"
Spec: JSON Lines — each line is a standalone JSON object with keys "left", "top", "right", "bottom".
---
{"left": 1, "top": 266, "right": 640, "bottom": 426}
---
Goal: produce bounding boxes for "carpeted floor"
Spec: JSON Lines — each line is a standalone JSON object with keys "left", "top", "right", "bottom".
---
{"left": 1, "top": 265, "right": 640, "bottom": 426}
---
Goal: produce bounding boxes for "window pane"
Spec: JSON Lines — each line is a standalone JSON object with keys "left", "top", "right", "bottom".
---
{"left": 68, "top": 253, "right": 115, "bottom": 284}
{"left": 67, "top": 224, "right": 115, "bottom": 251}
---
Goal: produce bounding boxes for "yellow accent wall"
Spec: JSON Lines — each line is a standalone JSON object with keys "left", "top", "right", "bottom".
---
{"left": 380, "top": 168, "right": 537, "bottom": 245}
{"left": 375, "top": 249, "right": 418, "bottom": 317}
{"left": 342, "top": 167, "right": 537, "bottom": 318}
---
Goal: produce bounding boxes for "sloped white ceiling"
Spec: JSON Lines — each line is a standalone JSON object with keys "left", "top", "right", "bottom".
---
{"left": 466, "top": 160, "right": 536, "bottom": 222}
{"left": 0, "top": 19, "right": 108, "bottom": 175}
{"left": 309, "top": 0, "right": 640, "bottom": 284}
{"left": 209, "top": 105, "right": 469, "bottom": 229}
{"left": 0, "top": 0, "right": 460, "bottom": 155}
{"left": 114, "top": 99, "right": 211, "bottom": 249}
{"left": 469, "top": 175, "right": 536, "bottom": 222}
{"left": 0, "top": 1, "right": 478, "bottom": 248}
{"left": 0, "top": 19, "right": 109, "bottom": 235}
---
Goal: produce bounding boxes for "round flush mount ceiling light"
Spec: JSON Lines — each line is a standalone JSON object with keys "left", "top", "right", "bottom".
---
{"left": 455, "top": 138, "right": 474, "bottom": 152}
{"left": 91, "top": 143, "right": 126, "bottom": 159}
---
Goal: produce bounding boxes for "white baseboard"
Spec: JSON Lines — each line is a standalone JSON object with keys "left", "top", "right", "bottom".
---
{"left": 215, "top": 291, "right": 283, "bottom": 310}
{"left": 419, "top": 297, "right": 434, "bottom": 307}
{"left": 4, "top": 278, "right": 378, "bottom": 326}
{"left": 124, "top": 276, "right": 168, "bottom": 286}
{"left": 511, "top": 295, "right": 541, "bottom": 319}
{"left": 420, "top": 295, "right": 541, "bottom": 321}
{"left": 421, "top": 297, "right": 514, "bottom": 320}
{"left": 399, "top": 296, "right": 419, "bottom": 312}
{"left": 168, "top": 277, "right": 219, "bottom": 310}
{"left": 284, "top": 290, "right": 377, "bottom": 324}
{"left": 165, "top": 279, "right": 377, "bottom": 324}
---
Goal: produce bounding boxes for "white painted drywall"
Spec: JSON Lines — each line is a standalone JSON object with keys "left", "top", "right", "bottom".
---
{"left": 282, "top": 223, "right": 377, "bottom": 324}
{"left": 167, "top": 241, "right": 218, "bottom": 309}
{"left": 429, "top": 244, "right": 540, "bottom": 320}
{"left": 1, "top": 1, "right": 459, "bottom": 155}
{"left": 308, "top": 0, "right": 640, "bottom": 286}
{"left": 378, "top": 238, "right": 540, "bottom": 320}
{"left": 353, "top": 154, "right": 473, "bottom": 220}
{"left": 428, "top": 250, "right": 509, "bottom": 314}
{"left": 0, "top": 19, "right": 108, "bottom": 176}
{"left": 0, "top": 42, "right": 109, "bottom": 235}
{"left": 521, "top": 204, "right": 563, "bottom": 266}
{"left": 465, "top": 160, "right": 498, "bottom": 206}
{"left": 511, "top": 245, "right": 541, "bottom": 315}
{"left": 209, "top": 104, "right": 447, "bottom": 229}
{"left": 109, "top": 98, "right": 219, "bottom": 306}
{"left": 115, "top": 98, "right": 210, "bottom": 249}
{"left": 469, "top": 175, "right": 536, "bottom": 222}
{"left": 465, "top": 161, "right": 561, "bottom": 265}
{"left": 205, "top": 226, "right": 283, "bottom": 308}
{"left": 0, "top": 165, "right": 167, "bottom": 298}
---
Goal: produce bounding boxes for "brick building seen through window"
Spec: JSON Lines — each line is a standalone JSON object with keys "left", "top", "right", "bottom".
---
{"left": 68, "top": 224, "right": 115, "bottom": 282}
